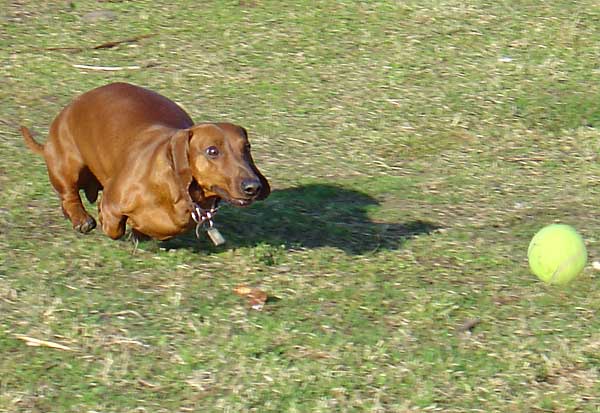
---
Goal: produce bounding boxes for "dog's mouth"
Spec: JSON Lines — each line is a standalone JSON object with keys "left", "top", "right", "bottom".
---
{"left": 190, "top": 180, "right": 256, "bottom": 208}
{"left": 210, "top": 186, "right": 255, "bottom": 208}
{"left": 226, "top": 198, "right": 253, "bottom": 207}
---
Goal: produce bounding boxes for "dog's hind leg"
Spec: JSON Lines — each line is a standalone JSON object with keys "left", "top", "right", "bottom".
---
{"left": 44, "top": 135, "right": 97, "bottom": 234}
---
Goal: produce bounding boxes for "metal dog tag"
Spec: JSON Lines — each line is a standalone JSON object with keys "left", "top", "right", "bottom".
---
{"left": 206, "top": 227, "right": 226, "bottom": 246}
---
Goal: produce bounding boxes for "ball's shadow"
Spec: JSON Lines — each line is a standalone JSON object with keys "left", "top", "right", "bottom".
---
{"left": 161, "top": 183, "right": 440, "bottom": 254}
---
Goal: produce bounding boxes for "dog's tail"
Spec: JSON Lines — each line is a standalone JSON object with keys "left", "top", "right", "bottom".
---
{"left": 20, "top": 126, "right": 45, "bottom": 156}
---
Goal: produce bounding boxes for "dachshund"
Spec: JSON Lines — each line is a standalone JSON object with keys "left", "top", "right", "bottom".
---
{"left": 21, "top": 82, "right": 270, "bottom": 241}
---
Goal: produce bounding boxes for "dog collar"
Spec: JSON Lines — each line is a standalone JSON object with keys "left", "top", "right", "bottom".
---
{"left": 191, "top": 200, "right": 225, "bottom": 246}
{"left": 191, "top": 203, "right": 218, "bottom": 227}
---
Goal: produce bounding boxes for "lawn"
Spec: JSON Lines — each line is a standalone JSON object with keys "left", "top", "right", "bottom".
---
{"left": 1, "top": 1, "right": 599, "bottom": 412}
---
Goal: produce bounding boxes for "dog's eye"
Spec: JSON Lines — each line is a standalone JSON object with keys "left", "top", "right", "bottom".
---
{"left": 205, "top": 146, "right": 219, "bottom": 158}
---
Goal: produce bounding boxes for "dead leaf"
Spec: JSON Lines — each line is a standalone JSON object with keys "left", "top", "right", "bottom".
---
{"left": 493, "top": 295, "right": 520, "bottom": 305}
{"left": 455, "top": 318, "right": 481, "bottom": 334}
{"left": 233, "top": 285, "right": 252, "bottom": 297}
{"left": 233, "top": 285, "right": 268, "bottom": 310}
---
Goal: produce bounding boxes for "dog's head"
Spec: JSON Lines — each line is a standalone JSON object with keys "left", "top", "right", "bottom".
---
{"left": 169, "top": 123, "right": 270, "bottom": 207}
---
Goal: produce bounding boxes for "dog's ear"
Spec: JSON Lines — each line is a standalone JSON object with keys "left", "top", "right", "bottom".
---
{"left": 168, "top": 129, "right": 193, "bottom": 191}
{"left": 240, "top": 127, "right": 271, "bottom": 201}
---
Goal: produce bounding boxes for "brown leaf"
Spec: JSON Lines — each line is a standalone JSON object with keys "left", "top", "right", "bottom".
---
{"left": 455, "top": 318, "right": 481, "bottom": 334}
{"left": 233, "top": 285, "right": 252, "bottom": 297}
{"left": 233, "top": 285, "right": 268, "bottom": 310}
{"left": 493, "top": 295, "right": 520, "bottom": 305}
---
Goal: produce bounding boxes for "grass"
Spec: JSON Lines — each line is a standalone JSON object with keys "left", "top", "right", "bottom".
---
{"left": 1, "top": 0, "right": 600, "bottom": 411}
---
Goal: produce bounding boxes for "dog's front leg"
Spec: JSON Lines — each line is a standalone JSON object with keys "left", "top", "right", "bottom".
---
{"left": 98, "top": 188, "right": 128, "bottom": 240}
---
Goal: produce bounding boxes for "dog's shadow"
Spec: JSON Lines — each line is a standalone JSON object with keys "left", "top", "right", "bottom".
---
{"left": 160, "top": 183, "right": 440, "bottom": 255}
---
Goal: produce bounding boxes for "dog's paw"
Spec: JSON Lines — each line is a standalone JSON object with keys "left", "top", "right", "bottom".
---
{"left": 75, "top": 216, "right": 97, "bottom": 234}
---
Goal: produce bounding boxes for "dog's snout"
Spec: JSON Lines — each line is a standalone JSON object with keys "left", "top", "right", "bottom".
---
{"left": 241, "top": 178, "right": 261, "bottom": 197}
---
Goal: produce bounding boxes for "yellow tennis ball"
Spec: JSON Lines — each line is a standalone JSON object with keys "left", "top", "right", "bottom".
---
{"left": 528, "top": 224, "right": 587, "bottom": 285}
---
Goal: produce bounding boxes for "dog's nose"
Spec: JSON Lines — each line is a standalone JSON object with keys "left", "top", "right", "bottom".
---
{"left": 241, "top": 178, "right": 261, "bottom": 197}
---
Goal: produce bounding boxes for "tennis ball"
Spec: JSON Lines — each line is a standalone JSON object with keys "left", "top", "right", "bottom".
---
{"left": 527, "top": 224, "right": 587, "bottom": 285}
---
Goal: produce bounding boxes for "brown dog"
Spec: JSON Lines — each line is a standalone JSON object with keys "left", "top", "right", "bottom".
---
{"left": 21, "top": 82, "right": 270, "bottom": 240}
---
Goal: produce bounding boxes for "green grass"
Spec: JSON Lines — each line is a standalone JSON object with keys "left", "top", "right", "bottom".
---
{"left": 1, "top": 0, "right": 599, "bottom": 411}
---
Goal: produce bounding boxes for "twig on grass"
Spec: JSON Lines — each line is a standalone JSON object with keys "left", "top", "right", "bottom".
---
{"left": 502, "top": 156, "right": 546, "bottom": 163}
{"left": 110, "top": 309, "right": 144, "bottom": 319}
{"left": 138, "top": 378, "right": 161, "bottom": 389}
{"left": 72, "top": 64, "right": 142, "bottom": 71}
{"left": 34, "top": 33, "right": 156, "bottom": 53}
{"left": 91, "top": 34, "right": 156, "bottom": 50}
{"left": 14, "top": 334, "right": 74, "bottom": 351}
{"left": 104, "top": 336, "right": 149, "bottom": 348}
